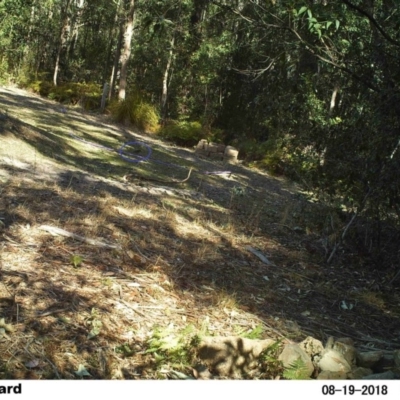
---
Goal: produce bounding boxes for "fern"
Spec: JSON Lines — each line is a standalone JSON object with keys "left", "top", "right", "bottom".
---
{"left": 283, "top": 357, "right": 311, "bottom": 380}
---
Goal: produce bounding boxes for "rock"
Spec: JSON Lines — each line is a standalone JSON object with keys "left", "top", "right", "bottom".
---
{"left": 347, "top": 367, "right": 373, "bottom": 379}
{"left": 317, "top": 371, "right": 347, "bottom": 380}
{"left": 374, "top": 352, "right": 396, "bottom": 372}
{"left": 206, "top": 142, "right": 220, "bottom": 153}
{"left": 361, "top": 371, "right": 399, "bottom": 380}
{"left": 278, "top": 344, "right": 314, "bottom": 378}
{"left": 318, "top": 349, "right": 352, "bottom": 373}
{"left": 198, "top": 336, "right": 275, "bottom": 378}
{"left": 336, "top": 337, "right": 355, "bottom": 346}
{"left": 193, "top": 364, "right": 213, "bottom": 380}
{"left": 299, "top": 336, "right": 324, "bottom": 363}
{"left": 356, "top": 350, "right": 383, "bottom": 368}
{"left": 224, "top": 146, "right": 239, "bottom": 157}
{"left": 332, "top": 340, "right": 357, "bottom": 366}
{"left": 394, "top": 350, "right": 400, "bottom": 368}
{"left": 223, "top": 155, "right": 238, "bottom": 164}
{"left": 209, "top": 152, "right": 224, "bottom": 161}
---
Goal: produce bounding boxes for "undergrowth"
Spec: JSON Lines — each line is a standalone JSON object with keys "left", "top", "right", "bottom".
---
{"left": 145, "top": 324, "right": 201, "bottom": 371}
{"left": 21, "top": 79, "right": 102, "bottom": 110}
{"left": 108, "top": 92, "right": 159, "bottom": 132}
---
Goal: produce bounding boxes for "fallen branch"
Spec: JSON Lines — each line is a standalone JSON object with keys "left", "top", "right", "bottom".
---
{"left": 123, "top": 167, "right": 193, "bottom": 184}
{"left": 38, "top": 225, "right": 121, "bottom": 250}
{"left": 245, "top": 246, "right": 277, "bottom": 266}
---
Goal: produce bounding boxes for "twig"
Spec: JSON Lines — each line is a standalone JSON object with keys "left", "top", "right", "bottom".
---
{"left": 36, "top": 309, "right": 68, "bottom": 318}
{"left": 245, "top": 246, "right": 277, "bottom": 266}
{"left": 25, "top": 339, "right": 61, "bottom": 379}
{"left": 118, "top": 300, "right": 146, "bottom": 317}
{"left": 123, "top": 167, "right": 193, "bottom": 184}
{"left": 38, "top": 224, "right": 121, "bottom": 250}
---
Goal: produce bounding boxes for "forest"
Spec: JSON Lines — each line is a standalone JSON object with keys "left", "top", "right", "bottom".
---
{"left": 0, "top": 0, "right": 400, "bottom": 380}
{"left": 2, "top": 0, "right": 400, "bottom": 237}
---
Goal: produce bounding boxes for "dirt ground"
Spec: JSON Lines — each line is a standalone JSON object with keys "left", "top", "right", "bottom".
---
{"left": 0, "top": 86, "right": 399, "bottom": 379}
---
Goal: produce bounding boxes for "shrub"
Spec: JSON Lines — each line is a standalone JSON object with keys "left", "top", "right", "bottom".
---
{"left": 158, "top": 120, "right": 206, "bottom": 146}
{"left": 108, "top": 92, "right": 159, "bottom": 132}
{"left": 22, "top": 79, "right": 102, "bottom": 110}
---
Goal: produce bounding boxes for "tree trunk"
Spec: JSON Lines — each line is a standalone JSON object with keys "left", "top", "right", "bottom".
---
{"left": 67, "top": 0, "right": 85, "bottom": 62}
{"left": 104, "top": 0, "right": 122, "bottom": 86}
{"left": 109, "top": 0, "right": 124, "bottom": 100}
{"left": 161, "top": 35, "right": 175, "bottom": 119}
{"left": 118, "top": 0, "right": 135, "bottom": 101}
{"left": 53, "top": 0, "right": 72, "bottom": 86}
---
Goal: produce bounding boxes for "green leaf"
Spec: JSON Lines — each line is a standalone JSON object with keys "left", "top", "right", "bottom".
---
{"left": 326, "top": 21, "right": 333, "bottom": 29}
{"left": 70, "top": 255, "right": 83, "bottom": 268}
{"left": 75, "top": 364, "right": 91, "bottom": 377}
{"left": 283, "top": 357, "right": 311, "bottom": 380}
{"left": 87, "top": 319, "right": 102, "bottom": 339}
{"left": 335, "top": 19, "right": 340, "bottom": 30}
{"left": 298, "top": 6, "right": 308, "bottom": 15}
{"left": 307, "top": 9, "right": 312, "bottom": 18}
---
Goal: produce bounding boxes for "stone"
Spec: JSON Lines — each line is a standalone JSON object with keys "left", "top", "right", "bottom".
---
{"left": 318, "top": 349, "right": 352, "bottom": 373}
{"left": 332, "top": 340, "right": 357, "bottom": 366}
{"left": 196, "top": 139, "right": 207, "bottom": 149}
{"left": 198, "top": 336, "right": 275, "bottom": 377}
{"left": 336, "top": 337, "right": 355, "bottom": 346}
{"left": 206, "top": 142, "right": 220, "bottom": 153}
{"left": 356, "top": 351, "right": 383, "bottom": 368}
{"left": 224, "top": 146, "right": 239, "bottom": 157}
{"left": 347, "top": 367, "right": 373, "bottom": 379}
{"left": 278, "top": 344, "right": 314, "bottom": 378}
{"left": 299, "top": 336, "right": 324, "bottom": 362}
{"left": 361, "top": 371, "right": 399, "bottom": 380}
{"left": 209, "top": 152, "right": 224, "bottom": 161}
{"left": 317, "top": 371, "right": 347, "bottom": 380}
{"left": 217, "top": 144, "right": 226, "bottom": 153}
{"left": 223, "top": 155, "right": 238, "bottom": 164}
{"left": 374, "top": 352, "right": 395, "bottom": 372}
{"left": 394, "top": 350, "right": 400, "bottom": 368}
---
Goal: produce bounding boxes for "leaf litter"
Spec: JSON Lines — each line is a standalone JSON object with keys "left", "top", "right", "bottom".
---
{"left": 0, "top": 86, "right": 399, "bottom": 379}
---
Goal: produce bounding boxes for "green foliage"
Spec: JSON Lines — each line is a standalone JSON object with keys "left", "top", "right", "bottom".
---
{"left": 237, "top": 324, "right": 264, "bottom": 340}
{"left": 146, "top": 324, "right": 200, "bottom": 368}
{"left": 115, "top": 343, "right": 135, "bottom": 357}
{"left": 23, "top": 80, "right": 102, "bottom": 109}
{"left": 70, "top": 254, "right": 83, "bottom": 268}
{"left": 108, "top": 93, "right": 159, "bottom": 132}
{"left": 48, "top": 82, "right": 102, "bottom": 109}
{"left": 158, "top": 120, "right": 206, "bottom": 146}
{"left": 86, "top": 308, "right": 102, "bottom": 340}
{"left": 282, "top": 357, "right": 311, "bottom": 380}
{"left": 258, "top": 340, "right": 284, "bottom": 378}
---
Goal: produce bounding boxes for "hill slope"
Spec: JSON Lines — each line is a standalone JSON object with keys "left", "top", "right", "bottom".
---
{"left": 0, "top": 86, "right": 399, "bottom": 379}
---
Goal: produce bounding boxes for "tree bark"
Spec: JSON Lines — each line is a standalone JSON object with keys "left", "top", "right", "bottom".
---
{"left": 118, "top": 0, "right": 135, "bottom": 101}
{"left": 53, "top": 0, "right": 72, "bottom": 86}
{"left": 161, "top": 35, "right": 175, "bottom": 119}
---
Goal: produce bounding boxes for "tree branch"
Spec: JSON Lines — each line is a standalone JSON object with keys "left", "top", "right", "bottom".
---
{"left": 341, "top": 0, "right": 400, "bottom": 47}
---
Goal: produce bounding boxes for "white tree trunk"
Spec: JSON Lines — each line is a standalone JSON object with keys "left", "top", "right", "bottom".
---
{"left": 118, "top": 0, "right": 135, "bottom": 101}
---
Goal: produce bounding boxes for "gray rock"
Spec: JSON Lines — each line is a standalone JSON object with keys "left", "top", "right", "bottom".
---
{"left": 361, "top": 371, "right": 399, "bottom": 380}
{"left": 347, "top": 367, "right": 373, "bottom": 379}
{"left": 318, "top": 349, "right": 352, "bottom": 373}
{"left": 299, "top": 336, "right": 324, "bottom": 365}
{"left": 332, "top": 340, "right": 357, "bottom": 366}
{"left": 394, "top": 350, "right": 400, "bottom": 368}
{"left": 356, "top": 351, "right": 383, "bottom": 368}
{"left": 317, "top": 371, "right": 347, "bottom": 380}
{"left": 278, "top": 343, "right": 314, "bottom": 378}
{"left": 198, "top": 336, "right": 275, "bottom": 377}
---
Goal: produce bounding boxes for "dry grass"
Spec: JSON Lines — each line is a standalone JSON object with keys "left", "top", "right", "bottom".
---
{"left": 0, "top": 86, "right": 399, "bottom": 379}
